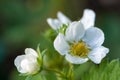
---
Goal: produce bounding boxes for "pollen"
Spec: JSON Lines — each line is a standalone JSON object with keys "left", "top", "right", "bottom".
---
{"left": 70, "top": 41, "right": 90, "bottom": 57}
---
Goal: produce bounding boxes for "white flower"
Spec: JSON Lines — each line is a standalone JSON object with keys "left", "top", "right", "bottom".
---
{"left": 14, "top": 48, "right": 40, "bottom": 74}
{"left": 47, "top": 11, "right": 71, "bottom": 30}
{"left": 54, "top": 9, "right": 109, "bottom": 64}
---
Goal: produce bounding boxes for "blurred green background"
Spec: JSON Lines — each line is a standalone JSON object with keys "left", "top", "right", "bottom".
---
{"left": 0, "top": 0, "right": 120, "bottom": 80}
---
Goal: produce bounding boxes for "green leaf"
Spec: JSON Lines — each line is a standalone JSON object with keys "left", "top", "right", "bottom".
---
{"left": 19, "top": 73, "right": 28, "bottom": 76}
{"left": 81, "top": 59, "right": 120, "bottom": 80}
{"left": 37, "top": 43, "right": 47, "bottom": 58}
{"left": 25, "top": 76, "right": 32, "bottom": 80}
{"left": 36, "top": 44, "right": 47, "bottom": 67}
{"left": 41, "top": 49, "right": 47, "bottom": 56}
{"left": 37, "top": 44, "right": 42, "bottom": 59}
{"left": 25, "top": 73, "right": 47, "bottom": 80}
{"left": 36, "top": 44, "right": 43, "bottom": 66}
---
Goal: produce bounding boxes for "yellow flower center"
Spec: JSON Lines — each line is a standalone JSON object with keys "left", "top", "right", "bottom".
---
{"left": 70, "top": 41, "right": 90, "bottom": 57}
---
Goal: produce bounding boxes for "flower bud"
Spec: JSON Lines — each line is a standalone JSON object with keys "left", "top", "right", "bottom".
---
{"left": 14, "top": 48, "right": 40, "bottom": 75}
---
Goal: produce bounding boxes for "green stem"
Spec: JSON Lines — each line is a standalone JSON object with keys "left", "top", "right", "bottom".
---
{"left": 43, "top": 63, "right": 74, "bottom": 80}
{"left": 43, "top": 68, "right": 67, "bottom": 79}
{"left": 67, "top": 63, "right": 74, "bottom": 80}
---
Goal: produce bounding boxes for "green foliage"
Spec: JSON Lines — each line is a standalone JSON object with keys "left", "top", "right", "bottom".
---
{"left": 25, "top": 73, "right": 46, "bottom": 80}
{"left": 81, "top": 59, "right": 120, "bottom": 80}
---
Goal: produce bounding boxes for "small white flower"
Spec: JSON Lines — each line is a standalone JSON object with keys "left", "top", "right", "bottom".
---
{"left": 47, "top": 11, "right": 71, "bottom": 30}
{"left": 14, "top": 48, "right": 40, "bottom": 74}
{"left": 54, "top": 9, "right": 109, "bottom": 64}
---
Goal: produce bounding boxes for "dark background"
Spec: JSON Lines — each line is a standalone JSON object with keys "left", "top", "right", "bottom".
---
{"left": 0, "top": 0, "right": 120, "bottom": 80}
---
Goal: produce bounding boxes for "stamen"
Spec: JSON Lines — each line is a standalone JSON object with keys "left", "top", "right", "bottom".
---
{"left": 69, "top": 41, "right": 90, "bottom": 57}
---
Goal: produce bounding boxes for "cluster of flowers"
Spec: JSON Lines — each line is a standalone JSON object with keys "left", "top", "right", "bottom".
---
{"left": 14, "top": 9, "right": 109, "bottom": 75}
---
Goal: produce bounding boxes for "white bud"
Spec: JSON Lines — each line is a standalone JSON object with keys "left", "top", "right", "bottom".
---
{"left": 14, "top": 48, "right": 40, "bottom": 75}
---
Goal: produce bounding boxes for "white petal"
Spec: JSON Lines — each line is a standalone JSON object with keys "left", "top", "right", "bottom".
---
{"left": 80, "top": 9, "right": 96, "bottom": 29}
{"left": 83, "top": 27, "right": 104, "bottom": 48}
{"left": 20, "top": 58, "right": 39, "bottom": 74}
{"left": 65, "top": 54, "right": 89, "bottom": 64}
{"left": 66, "top": 21, "right": 85, "bottom": 42}
{"left": 25, "top": 54, "right": 37, "bottom": 62}
{"left": 47, "top": 18, "right": 61, "bottom": 30}
{"left": 57, "top": 11, "right": 71, "bottom": 24}
{"left": 88, "top": 46, "right": 109, "bottom": 64}
{"left": 54, "top": 33, "right": 70, "bottom": 55}
{"left": 14, "top": 55, "right": 27, "bottom": 73}
{"left": 25, "top": 48, "right": 38, "bottom": 57}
